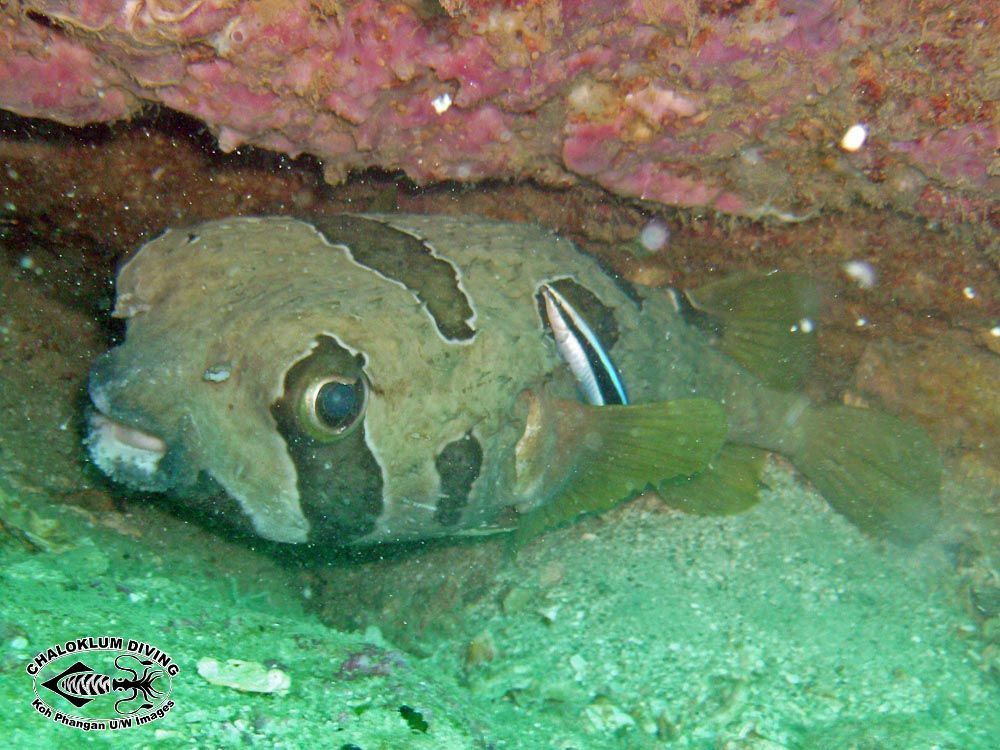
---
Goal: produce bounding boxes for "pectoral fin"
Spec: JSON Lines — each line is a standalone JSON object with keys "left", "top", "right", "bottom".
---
{"left": 515, "top": 398, "right": 727, "bottom": 542}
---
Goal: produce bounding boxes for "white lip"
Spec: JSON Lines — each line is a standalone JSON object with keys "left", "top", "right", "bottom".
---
{"left": 91, "top": 413, "right": 167, "bottom": 453}
{"left": 87, "top": 412, "right": 167, "bottom": 480}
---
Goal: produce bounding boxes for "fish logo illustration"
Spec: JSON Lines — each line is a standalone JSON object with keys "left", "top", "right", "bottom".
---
{"left": 27, "top": 636, "right": 178, "bottom": 731}
{"left": 41, "top": 655, "right": 165, "bottom": 714}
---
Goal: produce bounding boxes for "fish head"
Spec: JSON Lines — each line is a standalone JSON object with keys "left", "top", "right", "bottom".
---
{"left": 87, "top": 328, "right": 377, "bottom": 546}
{"left": 85, "top": 216, "right": 560, "bottom": 546}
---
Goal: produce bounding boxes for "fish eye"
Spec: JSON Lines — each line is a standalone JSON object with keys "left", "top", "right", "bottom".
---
{"left": 298, "top": 374, "right": 369, "bottom": 440}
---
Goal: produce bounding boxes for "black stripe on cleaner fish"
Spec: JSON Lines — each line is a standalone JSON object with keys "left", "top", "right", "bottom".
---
{"left": 539, "top": 282, "right": 629, "bottom": 406}
{"left": 84, "top": 215, "right": 942, "bottom": 549}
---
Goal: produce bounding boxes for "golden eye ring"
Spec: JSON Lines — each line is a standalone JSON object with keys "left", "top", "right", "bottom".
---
{"left": 298, "top": 374, "right": 369, "bottom": 441}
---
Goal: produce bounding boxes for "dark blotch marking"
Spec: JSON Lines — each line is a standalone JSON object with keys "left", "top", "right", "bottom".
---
{"left": 537, "top": 277, "right": 621, "bottom": 349}
{"left": 670, "top": 288, "right": 722, "bottom": 339}
{"left": 163, "top": 472, "right": 264, "bottom": 541}
{"left": 433, "top": 432, "right": 482, "bottom": 526}
{"left": 312, "top": 215, "right": 476, "bottom": 342}
{"left": 271, "top": 337, "right": 383, "bottom": 544}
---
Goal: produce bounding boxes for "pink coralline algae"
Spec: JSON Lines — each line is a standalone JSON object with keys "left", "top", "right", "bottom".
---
{"left": 1, "top": 0, "right": 995, "bottom": 226}
{"left": 336, "top": 646, "right": 407, "bottom": 680}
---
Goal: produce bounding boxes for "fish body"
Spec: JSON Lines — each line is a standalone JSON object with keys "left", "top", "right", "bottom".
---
{"left": 87, "top": 214, "right": 940, "bottom": 546}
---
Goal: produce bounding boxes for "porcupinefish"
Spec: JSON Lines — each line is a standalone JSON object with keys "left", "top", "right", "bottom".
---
{"left": 86, "top": 214, "right": 941, "bottom": 546}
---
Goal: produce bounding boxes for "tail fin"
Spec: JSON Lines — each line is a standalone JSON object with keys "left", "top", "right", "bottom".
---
{"left": 791, "top": 404, "right": 941, "bottom": 543}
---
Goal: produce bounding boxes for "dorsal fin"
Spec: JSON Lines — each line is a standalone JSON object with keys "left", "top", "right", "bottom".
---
{"left": 684, "top": 273, "right": 820, "bottom": 390}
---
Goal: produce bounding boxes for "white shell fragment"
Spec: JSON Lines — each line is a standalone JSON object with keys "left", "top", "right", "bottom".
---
{"left": 197, "top": 657, "right": 291, "bottom": 694}
{"left": 839, "top": 123, "right": 868, "bottom": 152}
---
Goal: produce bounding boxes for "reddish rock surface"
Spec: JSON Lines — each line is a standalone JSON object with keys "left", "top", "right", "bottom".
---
{"left": 854, "top": 332, "right": 999, "bottom": 462}
{"left": 1, "top": 0, "right": 996, "bottom": 228}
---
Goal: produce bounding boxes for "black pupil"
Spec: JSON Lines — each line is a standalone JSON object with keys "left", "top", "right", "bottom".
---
{"left": 316, "top": 381, "right": 359, "bottom": 429}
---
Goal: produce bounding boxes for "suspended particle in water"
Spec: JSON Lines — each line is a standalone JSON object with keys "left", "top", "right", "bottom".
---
{"left": 431, "top": 92, "right": 452, "bottom": 114}
{"left": 840, "top": 123, "right": 868, "bottom": 152}
{"left": 842, "top": 260, "right": 877, "bottom": 289}
{"left": 789, "top": 318, "right": 815, "bottom": 334}
{"left": 638, "top": 220, "right": 670, "bottom": 252}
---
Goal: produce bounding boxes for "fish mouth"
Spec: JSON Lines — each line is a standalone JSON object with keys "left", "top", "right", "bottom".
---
{"left": 86, "top": 411, "right": 168, "bottom": 488}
